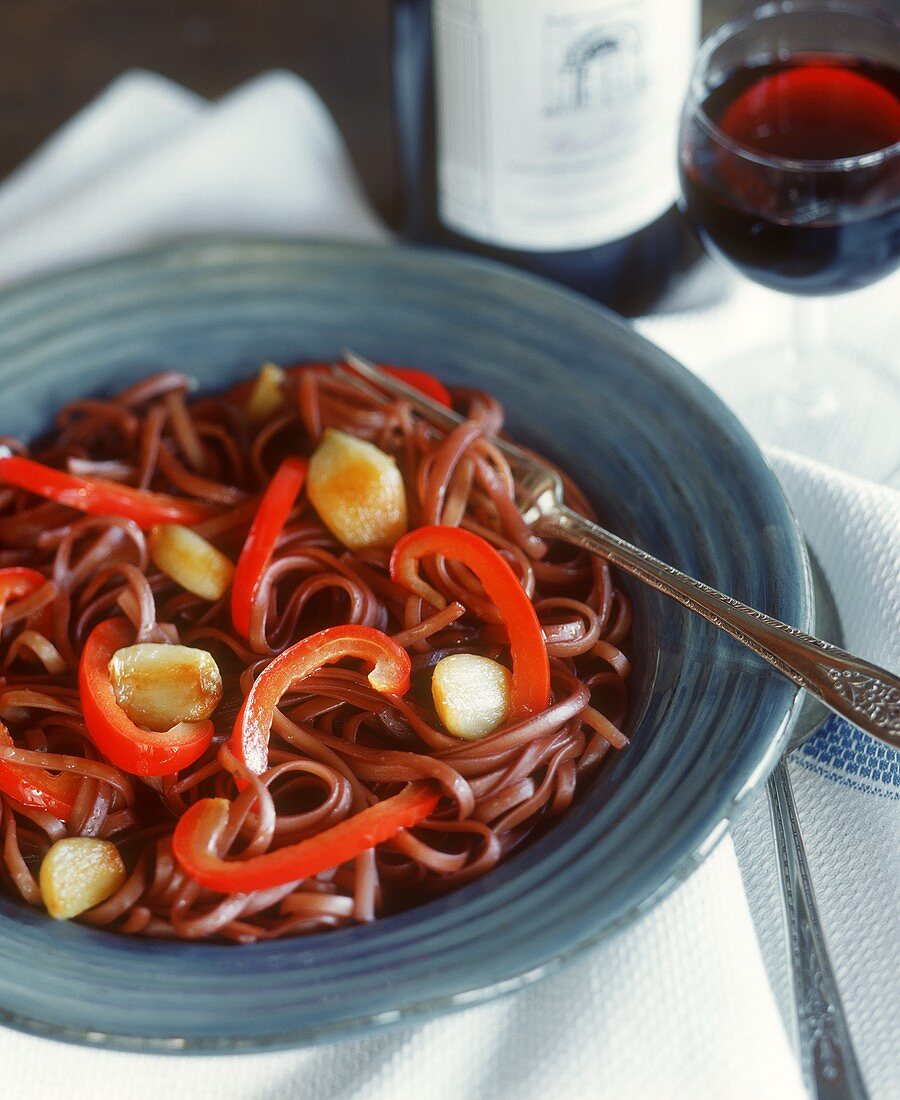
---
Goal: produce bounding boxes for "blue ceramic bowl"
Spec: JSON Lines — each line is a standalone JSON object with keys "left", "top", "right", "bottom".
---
{"left": 0, "top": 239, "right": 809, "bottom": 1052}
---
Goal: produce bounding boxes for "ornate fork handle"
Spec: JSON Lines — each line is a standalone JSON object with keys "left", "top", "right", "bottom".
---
{"left": 539, "top": 503, "right": 900, "bottom": 747}
{"left": 768, "top": 761, "right": 869, "bottom": 1099}
{"left": 342, "top": 351, "right": 900, "bottom": 744}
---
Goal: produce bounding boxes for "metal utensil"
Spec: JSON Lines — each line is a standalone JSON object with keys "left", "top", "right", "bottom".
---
{"left": 345, "top": 349, "right": 878, "bottom": 1097}
{"left": 343, "top": 349, "right": 900, "bottom": 748}
{"left": 767, "top": 551, "right": 869, "bottom": 1099}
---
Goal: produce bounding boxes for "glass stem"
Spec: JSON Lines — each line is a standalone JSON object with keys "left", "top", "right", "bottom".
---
{"left": 789, "top": 297, "right": 829, "bottom": 371}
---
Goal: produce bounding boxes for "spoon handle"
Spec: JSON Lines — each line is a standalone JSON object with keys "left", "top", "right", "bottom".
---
{"left": 541, "top": 505, "right": 900, "bottom": 747}
{"left": 768, "top": 760, "right": 869, "bottom": 1099}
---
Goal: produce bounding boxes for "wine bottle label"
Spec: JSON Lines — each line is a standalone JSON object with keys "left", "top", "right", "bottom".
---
{"left": 432, "top": 0, "right": 698, "bottom": 250}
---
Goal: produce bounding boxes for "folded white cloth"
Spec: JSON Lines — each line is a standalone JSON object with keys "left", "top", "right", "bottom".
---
{"left": 640, "top": 277, "right": 900, "bottom": 1100}
{"left": 0, "top": 70, "right": 897, "bottom": 1100}
{"left": 727, "top": 452, "right": 900, "bottom": 1100}
{"left": 0, "top": 70, "right": 386, "bottom": 286}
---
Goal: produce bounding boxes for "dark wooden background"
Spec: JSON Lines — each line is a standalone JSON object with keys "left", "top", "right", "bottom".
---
{"left": 0, "top": 1, "right": 738, "bottom": 225}
{"left": 0, "top": 1, "right": 400, "bottom": 221}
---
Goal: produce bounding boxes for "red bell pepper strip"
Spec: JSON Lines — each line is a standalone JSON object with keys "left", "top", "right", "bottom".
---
{"left": 232, "top": 624, "right": 411, "bottom": 775}
{"left": 380, "top": 366, "right": 452, "bottom": 408}
{"left": 228, "top": 362, "right": 452, "bottom": 409}
{"left": 78, "top": 618, "right": 214, "bottom": 776}
{"left": 0, "top": 568, "right": 50, "bottom": 624}
{"left": 231, "top": 457, "right": 307, "bottom": 639}
{"left": 173, "top": 780, "right": 439, "bottom": 893}
{"left": 289, "top": 361, "right": 453, "bottom": 408}
{"left": 390, "top": 525, "right": 550, "bottom": 719}
{"left": 0, "top": 455, "right": 212, "bottom": 529}
{"left": 0, "top": 721, "right": 80, "bottom": 820}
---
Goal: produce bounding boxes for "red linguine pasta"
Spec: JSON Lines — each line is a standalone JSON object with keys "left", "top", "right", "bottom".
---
{"left": 0, "top": 362, "right": 631, "bottom": 942}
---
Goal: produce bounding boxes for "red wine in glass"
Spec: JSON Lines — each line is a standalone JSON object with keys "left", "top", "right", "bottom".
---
{"left": 680, "top": 55, "right": 900, "bottom": 294}
{"left": 676, "top": 2, "right": 900, "bottom": 489}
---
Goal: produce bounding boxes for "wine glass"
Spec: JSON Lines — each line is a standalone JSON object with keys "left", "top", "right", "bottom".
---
{"left": 678, "top": 0, "right": 900, "bottom": 477}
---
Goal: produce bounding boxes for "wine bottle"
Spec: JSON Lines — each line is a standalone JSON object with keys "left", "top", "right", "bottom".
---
{"left": 392, "top": 0, "right": 700, "bottom": 315}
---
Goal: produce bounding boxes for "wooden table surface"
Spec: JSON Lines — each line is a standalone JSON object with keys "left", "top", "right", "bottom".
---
{"left": 0, "top": 0, "right": 400, "bottom": 222}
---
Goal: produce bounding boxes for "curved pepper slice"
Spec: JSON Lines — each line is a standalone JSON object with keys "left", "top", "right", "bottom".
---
{"left": 0, "top": 568, "right": 50, "bottom": 622}
{"left": 0, "top": 721, "right": 80, "bottom": 820}
{"left": 291, "top": 361, "right": 453, "bottom": 408}
{"left": 232, "top": 624, "right": 411, "bottom": 775}
{"left": 79, "top": 619, "right": 214, "bottom": 776}
{"left": 380, "top": 366, "right": 452, "bottom": 408}
{"left": 173, "top": 780, "right": 439, "bottom": 893}
{"left": 390, "top": 525, "right": 550, "bottom": 720}
{"left": 231, "top": 456, "right": 307, "bottom": 639}
{"left": 0, "top": 455, "right": 212, "bottom": 529}
{"left": 0, "top": 566, "right": 56, "bottom": 640}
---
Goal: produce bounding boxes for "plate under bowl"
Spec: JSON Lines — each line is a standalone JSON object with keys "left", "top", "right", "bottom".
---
{"left": 0, "top": 239, "right": 809, "bottom": 1052}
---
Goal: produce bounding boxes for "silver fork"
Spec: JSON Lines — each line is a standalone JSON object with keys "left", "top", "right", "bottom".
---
{"left": 344, "top": 349, "right": 900, "bottom": 749}
{"left": 345, "top": 349, "right": 882, "bottom": 1100}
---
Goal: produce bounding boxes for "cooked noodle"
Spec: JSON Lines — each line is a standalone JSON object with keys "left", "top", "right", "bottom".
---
{"left": 0, "top": 364, "right": 631, "bottom": 942}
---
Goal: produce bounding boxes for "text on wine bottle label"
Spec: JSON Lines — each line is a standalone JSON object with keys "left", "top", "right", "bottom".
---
{"left": 432, "top": 0, "right": 699, "bottom": 250}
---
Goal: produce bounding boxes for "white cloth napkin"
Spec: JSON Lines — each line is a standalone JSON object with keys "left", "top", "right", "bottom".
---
{"left": 0, "top": 69, "right": 897, "bottom": 1100}
{"left": 640, "top": 223, "right": 900, "bottom": 1100}
{"left": 726, "top": 452, "right": 900, "bottom": 1100}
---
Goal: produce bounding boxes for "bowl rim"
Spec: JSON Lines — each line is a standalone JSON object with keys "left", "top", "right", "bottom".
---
{"left": 0, "top": 236, "right": 811, "bottom": 1053}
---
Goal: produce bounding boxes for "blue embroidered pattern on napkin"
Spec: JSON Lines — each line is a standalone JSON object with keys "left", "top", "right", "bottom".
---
{"left": 797, "top": 715, "right": 900, "bottom": 801}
